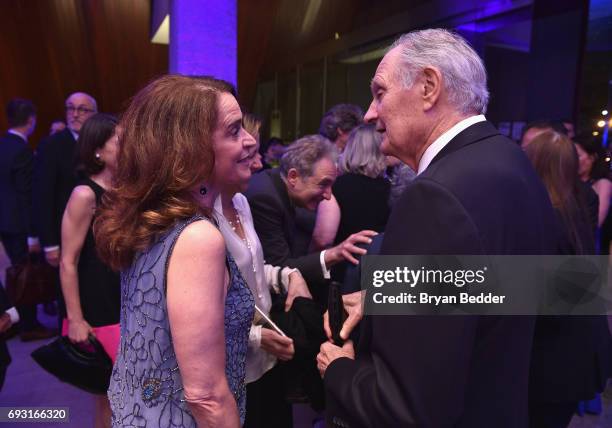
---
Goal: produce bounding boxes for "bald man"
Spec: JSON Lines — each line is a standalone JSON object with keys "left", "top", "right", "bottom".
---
{"left": 34, "top": 92, "right": 97, "bottom": 267}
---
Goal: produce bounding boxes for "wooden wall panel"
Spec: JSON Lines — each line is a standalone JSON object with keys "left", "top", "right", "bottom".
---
{"left": 0, "top": 0, "right": 168, "bottom": 147}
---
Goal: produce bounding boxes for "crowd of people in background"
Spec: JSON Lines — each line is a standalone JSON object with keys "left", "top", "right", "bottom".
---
{"left": 0, "top": 27, "right": 611, "bottom": 428}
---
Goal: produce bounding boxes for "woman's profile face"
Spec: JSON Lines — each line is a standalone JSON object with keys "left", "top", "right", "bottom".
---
{"left": 98, "top": 127, "right": 120, "bottom": 173}
{"left": 575, "top": 143, "right": 594, "bottom": 179}
{"left": 211, "top": 93, "right": 257, "bottom": 194}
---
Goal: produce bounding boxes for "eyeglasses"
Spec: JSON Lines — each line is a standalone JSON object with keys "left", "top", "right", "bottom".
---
{"left": 65, "top": 105, "right": 95, "bottom": 115}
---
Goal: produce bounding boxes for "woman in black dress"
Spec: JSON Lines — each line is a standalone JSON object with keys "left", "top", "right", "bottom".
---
{"left": 331, "top": 124, "right": 389, "bottom": 282}
{"left": 574, "top": 134, "right": 612, "bottom": 254}
{"left": 524, "top": 130, "right": 612, "bottom": 428}
{"left": 59, "top": 114, "right": 120, "bottom": 428}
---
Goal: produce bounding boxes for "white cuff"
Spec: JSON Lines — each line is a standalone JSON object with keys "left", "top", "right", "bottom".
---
{"left": 44, "top": 245, "right": 60, "bottom": 253}
{"left": 280, "top": 267, "right": 299, "bottom": 292}
{"left": 249, "top": 324, "right": 262, "bottom": 348}
{"left": 320, "top": 250, "right": 331, "bottom": 279}
{"left": 27, "top": 237, "right": 39, "bottom": 246}
{"left": 6, "top": 307, "right": 19, "bottom": 324}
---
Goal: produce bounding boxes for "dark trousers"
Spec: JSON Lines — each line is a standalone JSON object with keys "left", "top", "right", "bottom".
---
{"left": 529, "top": 401, "right": 578, "bottom": 428}
{"left": 0, "top": 364, "right": 6, "bottom": 391}
{"left": 244, "top": 364, "right": 293, "bottom": 428}
{"left": 0, "top": 232, "right": 39, "bottom": 331}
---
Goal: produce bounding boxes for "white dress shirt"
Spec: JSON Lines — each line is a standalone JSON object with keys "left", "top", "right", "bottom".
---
{"left": 417, "top": 115, "right": 486, "bottom": 175}
{"left": 215, "top": 193, "right": 297, "bottom": 383}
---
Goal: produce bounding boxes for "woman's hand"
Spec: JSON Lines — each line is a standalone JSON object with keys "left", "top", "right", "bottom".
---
{"left": 68, "top": 318, "right": 94, "bottom": 344}
{"left": 260, "top": 328, "right": 295, "bottom": 361}
{"left": 285, "top": 271, "right": 312, "bottom": 311}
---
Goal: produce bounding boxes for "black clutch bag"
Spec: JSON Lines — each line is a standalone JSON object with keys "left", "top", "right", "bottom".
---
{"left": 31, "top": 334, "right": 112, "bottom": 394}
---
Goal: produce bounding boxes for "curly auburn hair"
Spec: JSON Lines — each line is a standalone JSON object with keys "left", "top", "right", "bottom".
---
{"left": 94, "top": 75, "right": 234, "bottom": 271}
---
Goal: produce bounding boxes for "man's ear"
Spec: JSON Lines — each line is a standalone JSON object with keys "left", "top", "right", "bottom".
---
{"left": 286, "top": 168, "right": 299, "bottom": 187}
{"left": 421, "top": 66, "right": 443, "bottom": 111}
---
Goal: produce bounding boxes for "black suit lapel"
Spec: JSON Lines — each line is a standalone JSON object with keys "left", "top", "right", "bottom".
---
{"left": 270, "top": 169, "right": 295, "bottom": 216}
{"left": 428, "top": 121, "right": 500, "bottom": 169}
{"left": 3, "top": 132, "right": 26, "bottom": 145}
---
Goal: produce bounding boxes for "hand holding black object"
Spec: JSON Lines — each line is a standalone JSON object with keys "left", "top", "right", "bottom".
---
{"left": 324, "top": 290, "right": 365, "bottom": 342}
{"left": 328, "top": 281, "right": 346, "bottom": 346}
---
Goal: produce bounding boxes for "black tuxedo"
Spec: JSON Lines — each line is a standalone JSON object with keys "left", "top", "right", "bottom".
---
{"left": 33, "top": 128, "right": 77, "bottom": 248}
{"left": 245, "top": 169, "right": 326, "bottom": 291}
{"left": 324, "top": 121, "right": 557, "bottom": 427}
{"left": 0, "top": 132, "right": 34, "bottom": 236}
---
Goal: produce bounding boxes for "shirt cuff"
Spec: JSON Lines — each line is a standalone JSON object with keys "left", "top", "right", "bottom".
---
{"left": 27, "top": 237, "right": 39, "bottom": 246}
{"left": 320, "top": 250, "right": 331, "bottom": 279}
{"left": 44, "top": 245, "right": 60, "bottom": 253}
{"left": 6, "top": 307, "right": 19, "bottom": 324}
{"left": 249, "top": 324, "right": 262, "bottom": 348}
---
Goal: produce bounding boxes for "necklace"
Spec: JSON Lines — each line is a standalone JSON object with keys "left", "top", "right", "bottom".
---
{"left": 227, "top": 207, "right": 257, "bottom": 274}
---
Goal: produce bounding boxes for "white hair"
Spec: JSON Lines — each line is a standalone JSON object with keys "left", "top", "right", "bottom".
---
{"left": 391, "top": 29, "right": 489, "bottom": 115}
{"left": 66, "top": 92, "right": 98, "bottom": 112}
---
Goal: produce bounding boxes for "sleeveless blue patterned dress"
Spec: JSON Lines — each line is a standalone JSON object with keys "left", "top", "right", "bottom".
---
{"left": 108, "top": 216, "right": 254, "bottom": 427}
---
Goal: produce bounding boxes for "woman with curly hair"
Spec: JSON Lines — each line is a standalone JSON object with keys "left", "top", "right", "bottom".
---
{"left": 96, "top": 75, "right": 256, "bottom": 427}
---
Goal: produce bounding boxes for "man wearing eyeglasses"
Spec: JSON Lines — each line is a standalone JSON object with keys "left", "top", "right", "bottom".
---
{"left": 33, "top": 93, "right": 97, "bottom": 325}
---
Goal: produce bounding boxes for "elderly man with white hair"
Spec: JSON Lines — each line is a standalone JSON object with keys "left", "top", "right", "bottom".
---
{"left": 317, "top": 29, "right": 556, "bottom": 427}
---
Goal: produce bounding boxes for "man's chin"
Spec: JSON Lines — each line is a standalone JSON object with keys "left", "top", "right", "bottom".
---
{"left": 380, "top": 138, "right": 395, "bottom": 156}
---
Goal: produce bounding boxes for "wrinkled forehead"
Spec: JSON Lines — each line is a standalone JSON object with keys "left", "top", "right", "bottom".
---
{"left": 372, "top": 47, "right": 402, "bottom": 87}
{"left": 310, "top": 156, "right": 337, "bottom": 179}
{"left": 216, "top": 92, "right": 242, "bottom": 124}
{"left": 66, "top": 93, "right": 95, "bottom": 108}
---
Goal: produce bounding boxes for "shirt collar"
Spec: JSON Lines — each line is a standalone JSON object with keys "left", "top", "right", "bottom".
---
{"left": 7, "top": 129, "right": 28, "bottom": 142}
{"left": 417, "top": 115, "right": 486, "bottom": 175}
{"left": 69, "top": 128, "right": 79, "bottom": 141}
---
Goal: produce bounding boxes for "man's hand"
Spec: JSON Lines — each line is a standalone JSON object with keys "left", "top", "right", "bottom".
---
{"left": 261, "top": 328, "right": 295, "bottom": 361}
{"left": 285, "top": 271, "right": 312, "bottom": 311}
{"left": 324, "top": 290, "right": 365, "bottom": 341}
{"left": 317, "top": 340, "right": 355, "bottom": 377}
{"left": 45, "top": 249, "right": 60, "bottom": 267}
{"left": 324, "top": 230, "right": 378, "bottom": 267}
{"left": 0, "top": 313, "right": 12, "bottom": 334}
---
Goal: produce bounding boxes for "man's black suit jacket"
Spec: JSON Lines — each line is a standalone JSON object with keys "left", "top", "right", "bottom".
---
{"left": 33, "top": 128, "right": 77, "bottom": 248}
{"left": 0, "top": 133, "right": 34, "bottom": 235}
{"left": 245, "top": 169, "right": 325, "bottom": 291}
{"left": 324, "top": 121, "right": 557, "bottom": 427}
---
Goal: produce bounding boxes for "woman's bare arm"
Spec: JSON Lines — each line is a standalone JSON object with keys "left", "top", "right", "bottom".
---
{"left": 59, "top": 185, "right": 96, "bottom": 343}
{"left": 167, "top": 220, "right": 240, "bottom": 428}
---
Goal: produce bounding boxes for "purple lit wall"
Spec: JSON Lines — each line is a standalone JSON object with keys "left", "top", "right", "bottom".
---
{"left": 169, "top": 0, "right": 237, "bottom": 87}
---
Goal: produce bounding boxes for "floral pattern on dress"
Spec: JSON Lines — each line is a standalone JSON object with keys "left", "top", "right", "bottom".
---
{"left": 109, "top": 216, "right": 254, "bottom": 427}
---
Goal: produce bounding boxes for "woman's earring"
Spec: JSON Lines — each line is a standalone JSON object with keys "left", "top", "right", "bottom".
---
{"left": 95, "top": 153, "right": 101, "bottom": 160}
{"left": 199, "top": 186, "right": 207, "bottom": 196}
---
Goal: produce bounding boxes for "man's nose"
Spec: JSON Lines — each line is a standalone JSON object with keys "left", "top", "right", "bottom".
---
{"left": 364, "top": 100, "right": 377, "bottom": 123}
{"left": 244, "top": 130, "right": 256, "bottom": 147}
{"left": 322, "top": 187, "right": 332, "bottom": 200}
